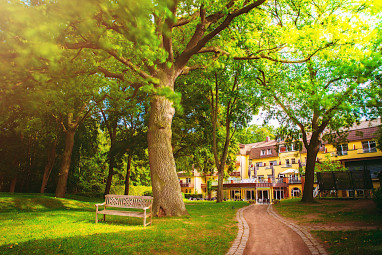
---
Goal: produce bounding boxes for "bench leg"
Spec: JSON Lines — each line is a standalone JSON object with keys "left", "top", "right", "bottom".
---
{"left": 104, "top": 214, "right": 106, "bottom": 222}
{"left": 96, "top": 212, "right": 98, "bottom": 224}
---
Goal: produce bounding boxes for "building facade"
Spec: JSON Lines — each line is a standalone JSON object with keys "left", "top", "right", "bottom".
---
{"left": 178, "top": 120, "right": 382, "bottom": 202}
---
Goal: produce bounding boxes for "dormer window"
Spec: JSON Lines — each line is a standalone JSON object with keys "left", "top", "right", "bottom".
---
{"left": 267, "top": 149, "right": 272, "bottom": 155}
{"left": 261, "top": 150, "right": 266, "bottom": 156}
{"left": 337, "top": 144, "right": 348, "bottom": 156}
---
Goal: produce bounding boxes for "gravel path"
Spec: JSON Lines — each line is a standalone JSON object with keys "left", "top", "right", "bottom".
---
{"left": 227, "top": 204, "right": 328, "bottom": 255}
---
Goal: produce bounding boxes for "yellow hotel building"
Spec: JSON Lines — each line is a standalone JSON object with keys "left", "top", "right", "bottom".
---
{"left": 178, "top": 120, "right": 382, "bottom": 202}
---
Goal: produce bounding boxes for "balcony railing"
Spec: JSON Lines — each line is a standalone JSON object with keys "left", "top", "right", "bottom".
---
{"left": 180, "top": 183, "right": 194, "bottom": 188}
{"left": 223, "top": 176, "right": 301, "bottom": 185}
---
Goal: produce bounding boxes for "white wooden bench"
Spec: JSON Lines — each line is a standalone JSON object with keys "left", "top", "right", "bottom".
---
{"left": 95, "top": 195, "right": 153, "bottom": 227}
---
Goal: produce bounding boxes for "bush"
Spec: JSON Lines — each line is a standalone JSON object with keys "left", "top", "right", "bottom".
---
{"left": 184, "top": 194, "right": 203, "bottom": 199}
{"left": 143, "top": 191, "right": 153, "bottom": 196}
{"left": 109, "top": 185, "right": 152, "bottom": 196}
{"left": 373, "top": 187, "right": 382, "bottom": 212}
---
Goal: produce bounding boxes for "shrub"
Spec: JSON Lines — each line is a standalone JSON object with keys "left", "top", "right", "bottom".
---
{"left": 143, "top": 191, "right": 153, "bottom": 196}
{"left": 372, "top": 187, "right": 382, "bottom": 212}
{"left": 184, "top": 194, "right": 203, "bottom": 199}
{"left": 109, "top": 185, "right": 152, "bottom": 196}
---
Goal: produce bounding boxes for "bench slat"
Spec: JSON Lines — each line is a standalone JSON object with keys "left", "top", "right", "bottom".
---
{"left": 97, "top": 209, "right": 151, "bottom": 218}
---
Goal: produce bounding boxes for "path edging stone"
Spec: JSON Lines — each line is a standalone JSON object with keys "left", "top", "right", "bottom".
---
{"left": 226, "top": 204, "right": 252, "bottom": 255}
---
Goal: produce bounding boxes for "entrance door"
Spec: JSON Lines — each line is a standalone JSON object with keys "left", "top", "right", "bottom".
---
{"left": 257, "top": 190, "right": 269, "bottom": 203}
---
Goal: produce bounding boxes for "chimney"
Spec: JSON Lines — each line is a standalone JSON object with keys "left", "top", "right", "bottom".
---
{"left": 265, "top": 136, "right": 270, "bottom": 142}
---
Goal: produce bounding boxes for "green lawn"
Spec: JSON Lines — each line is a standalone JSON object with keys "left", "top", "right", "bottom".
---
{"left": 314, "top": 230, "right": 382, "bottom": 255}
{"left": 274, "top": 198, "right": 382, "bottom": 224}
{"left": 274, "top": 198, "right": 382, "bottom": 255}
{"left": 0, "top": 193, "right": 246, "bottom": 254}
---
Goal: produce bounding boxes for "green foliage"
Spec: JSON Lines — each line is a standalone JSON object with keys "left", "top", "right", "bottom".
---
{"left": 315, "top": 154, "right": 348, "bottom": 172}
{"left": 373, "top": 187, "right": 382, "bottom": 212}
{"left": 109, "top": 185, "right": 152, "bottom": 196}
{"left": 234, "top": 124, "right": 276, "bottom": 144}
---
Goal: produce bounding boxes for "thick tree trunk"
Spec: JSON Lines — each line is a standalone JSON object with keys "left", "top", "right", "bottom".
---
{"left": 148, "top": 72, "right": 188, "bottom": 216}
{"left": 55, "top": 129, "right": 76, "bottom": 198}
{"left": 9, "top": 175, "right": 17, "bottom": 193}
{"left": 301, "top": 142, "right": 320, "bottom": 203}
{"left": 124, "top": 154, "right": 132, "bottom": 195}
{"left": 40, "top": 140, "right": 57, "bottom": 193}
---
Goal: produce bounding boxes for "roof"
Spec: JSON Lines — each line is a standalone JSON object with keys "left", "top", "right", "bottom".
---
{"left": 240, "top": 120, "right": 381, "bottom": 158}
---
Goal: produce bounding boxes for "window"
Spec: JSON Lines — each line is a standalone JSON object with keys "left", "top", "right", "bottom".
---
{"left": 267, "top": 149, "right": 272, "bottom": 155}
{"left": 362, "top": 141, "right": 377, "bottom": 153}
{"left": 267, "top": 175, "right": 273, "bottom": 179}
{"left": 291, "top": 158, "right": 296, "bottom": 164}
{"left": 279, "top": 144, "right": 295, "bottom": 153}
{"left": 269, "top": 160, "right": 277, "bottom": 166}
{"left": 285, "top": 159, "right": 290, "bottom": 166}
{"left": 337, "top": 144, "right": 348, "bottom": 156}
{"left": 260, "top": 150, "right": 266, "bottom": 156}
{"left": 256, "top": 162, "right": 263, "bottom": 167}
{"left": 186, "top": 178, "right": 191, "bottom": 183}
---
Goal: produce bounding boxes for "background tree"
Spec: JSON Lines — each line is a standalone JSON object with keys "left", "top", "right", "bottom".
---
{"left": 246, "top": 1, "right": 379, "bottom": 202}
{"left": 234, "top": 124, "right": 276, "bottom": 144}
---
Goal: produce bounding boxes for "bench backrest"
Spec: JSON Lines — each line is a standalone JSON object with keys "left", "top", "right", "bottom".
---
{"left": 105, "top": 195, "right": 153, "bottom": 209}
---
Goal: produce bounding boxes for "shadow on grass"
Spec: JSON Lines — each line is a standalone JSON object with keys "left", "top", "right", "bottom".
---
{"left": 0, "top": 193, "right": 99, "bottom": 212}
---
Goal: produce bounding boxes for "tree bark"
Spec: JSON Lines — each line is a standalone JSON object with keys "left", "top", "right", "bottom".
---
{"left": 104, "top": 156, "right": 115, "bottom": 195}
{"left": 9, "top": 175, "right": 17, "bottom": 193}
{"left": 40, "top": 139, "right": 57, "bottom": 193}
{"left": 301, "top": 140, "right": 320, "bottom": 203}
{"left": 55, "top": 129, "right": 76, "bottom": 198}
{"left": 124, "top": 154, "right": 132, "bottom": 195}
{"left": 216, "top": 167, "right": 224, "bottom": 202}
{"left": 147, "top": 72, "right": 188, "bottom": 216}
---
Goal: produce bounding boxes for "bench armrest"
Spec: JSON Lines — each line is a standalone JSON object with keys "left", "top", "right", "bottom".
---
{"left": 95, "top": 202, "right": 106, "bottom": 208}
{"left": 143, "top": 204, "right": 152, "bottom": 210}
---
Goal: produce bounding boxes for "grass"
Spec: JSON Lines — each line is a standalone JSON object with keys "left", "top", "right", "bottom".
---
{"left": 274, "top": 198, "right": 382, "bottom": 254}
{"left": 0, "top": 193, "right": 246, "bottom": 254}
{"left": 314, "top": 231, "right": 382, "bottom": 255}
{"left": 273, "top": 198, "right": 382, "bottom": 224}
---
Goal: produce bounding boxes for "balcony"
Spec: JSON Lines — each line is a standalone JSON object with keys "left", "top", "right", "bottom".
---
{"left": 223, "top": 176, "right": 302, "bottom": 187}
{"left": 180, "top": 183, "right": 194, "bottom": 188}
{"left": 230, "top": 172, "right": 241, "bottom": 177}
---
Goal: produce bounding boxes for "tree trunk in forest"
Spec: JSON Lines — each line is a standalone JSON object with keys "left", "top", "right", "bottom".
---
{"left": 147, "top": 72, "right": 188, "bottom": 216}
{"left": 41, "top": 139, "right": 57, "bottom": 193}
{"left": 124, "top": 154, "right": 132, "bottom": 195}
{"left": 216, "top": 168, "right": 224, "bottom": 202}
{"left": 55, "top": 129, "right": 76, "bottom": 198}
{"left": 103, "top": 121, "right": 117, "bottom": 196}
{"left": 301, "top": 141, "right": 320, "bottom": 203}
{"left": 104, "top": 157, "right": 115, "bottom": 195}
{"left": 9, "top": 175, "right": 17, "bottom": 193}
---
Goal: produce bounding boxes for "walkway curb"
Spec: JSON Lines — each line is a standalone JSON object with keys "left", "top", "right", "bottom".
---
{"left": 267, "top": 205, "right": 328, "bottom": 255}
{"left": 226, "top": 205, "right": 252, "bottom": 255}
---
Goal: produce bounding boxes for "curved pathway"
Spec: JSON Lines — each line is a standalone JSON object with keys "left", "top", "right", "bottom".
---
{"left": 228, "top": 204, "right": 328, "bottom": 255}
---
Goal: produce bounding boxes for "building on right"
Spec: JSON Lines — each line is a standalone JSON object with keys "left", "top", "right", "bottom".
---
{"left": 322, "top": 119, "right": 381, "bottom": 189}
{"left": 225, "top": 119, "right": 382, "bottom": 202}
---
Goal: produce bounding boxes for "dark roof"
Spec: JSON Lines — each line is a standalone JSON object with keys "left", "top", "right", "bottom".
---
{"left": 242, "top": 120, "right": 381, "bottom": 158}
